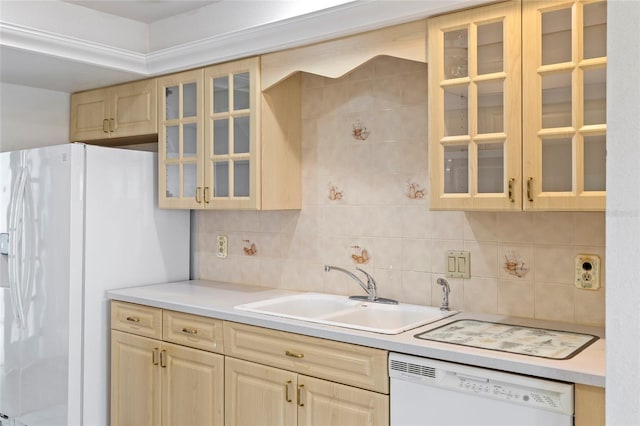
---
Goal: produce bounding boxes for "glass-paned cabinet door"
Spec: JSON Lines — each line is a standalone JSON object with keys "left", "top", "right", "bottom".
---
{"left": 523, "top": 0, "right": 607, "bottom": 211}
{"left": 203, "top": 58, "right": 260, "bottom": 209}
{"left": 157, "top": 69, "right": 204, "bottom": 209}
{"left": 428, "top": 0, "right": 522, "bottom": 210}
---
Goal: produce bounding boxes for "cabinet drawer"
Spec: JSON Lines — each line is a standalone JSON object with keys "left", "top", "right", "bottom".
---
{"left": 111, "top": 301, "right": 162, "bottom": 339}
{"left": 163, "top": 310, "right": 224, "bottom": 354}
{"left": 223, "top": 322, "right": 388, "bottom": 393}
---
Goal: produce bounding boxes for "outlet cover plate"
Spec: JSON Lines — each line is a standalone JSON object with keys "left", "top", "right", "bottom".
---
{"left": 575, "top": 254, "right": 600, "bottom": 290}
{"left": 216, "top": 235, "right": 228, "bottom": 258}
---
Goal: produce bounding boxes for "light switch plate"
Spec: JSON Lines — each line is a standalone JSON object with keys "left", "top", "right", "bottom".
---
{"left": 575, "top": 254, "right": 600, "bottom": 290}
{"left": 216, "top": 235, "right": 228, "bottom": 258}
{"left": 446, "top": 250, "right": 470, "bottom": 278}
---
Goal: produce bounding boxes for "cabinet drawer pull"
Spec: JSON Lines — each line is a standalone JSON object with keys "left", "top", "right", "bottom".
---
{"left": 125, "top": 316, "right": 141, "bottom": 323}
{"left": 102, "top": 119, "right": 109, "bottom": 133}
{"left": 285, "top": 380, "right": 293, "bottom": 403}
{"left": 204, "top": 187, "right": 210, "bottom": 204}
{"left": 527, "top": 177, "right": 534, "bottom": 202}
{"left": 508, "top": 178, "right": 515, "bottom": 203}
{"left": 297, "top": 384, "right": 305, "bottom": 407}
{"left": 181, "top": 327, "right": 198, "bottom": 335}
{"left": 196, "top": 187, "right": 202, "bottom": 204}
{"left": 160, "top": 349, "right": 167, "bottom": 368}
{"left": 285, "top": 350, "right": 304, "bottom": 359}
{"left": 109, "top": 118, "right": 115, "bottom": 132}
{"left": 152, "top": 348, "right": 159, "bottom": 366}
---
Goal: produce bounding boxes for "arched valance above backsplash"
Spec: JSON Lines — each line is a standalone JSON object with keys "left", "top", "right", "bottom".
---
{"left": 261, "top": 19, "right": 427, "bottom": 90}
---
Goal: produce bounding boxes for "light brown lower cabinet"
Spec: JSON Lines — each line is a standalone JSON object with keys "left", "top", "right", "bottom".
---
{"left": 110, "top": 329, "right": 224, "bottom": 426}
{"left": 225, "top": 357, "right": 389, "bottom": 426}
{"left": 575, "top": 384, "right": 605, "bottom": 426}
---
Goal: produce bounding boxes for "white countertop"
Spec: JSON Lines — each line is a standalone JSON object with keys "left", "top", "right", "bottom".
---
{"left": 107, "top": 279, "right": 605, "bottom": 387}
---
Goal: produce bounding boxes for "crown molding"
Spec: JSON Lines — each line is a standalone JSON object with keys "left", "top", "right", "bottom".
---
{"left": 0, "top": 22, "right": 148, "bottom": 74}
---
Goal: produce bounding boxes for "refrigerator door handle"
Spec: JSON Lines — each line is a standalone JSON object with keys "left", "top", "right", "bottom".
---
{"left": 7, "top": 166, "right": 29, "bottom": 328}
{"left": 0, "top": 233, "right": 8, "bottom": 256}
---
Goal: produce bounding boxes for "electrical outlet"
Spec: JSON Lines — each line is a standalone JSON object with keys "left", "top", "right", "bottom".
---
{"left": 446, "top": 250, "right": 470, "bottom": 278}
{"left": 216, "top": 235, "right": 228, "bottom": 258}
{"left": 575, "top": 254, "right": 600, "bottom": 290}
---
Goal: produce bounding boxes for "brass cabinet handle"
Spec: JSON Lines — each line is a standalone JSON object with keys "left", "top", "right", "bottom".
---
{"left": 109, "top": 118, "right": 115, "bottom": 132}
{"left": 297, "top": 384, "right": 305, "bottom": 407}
{"left": 285, "top": 380, "right": 293, "bottom": 403}
{"left": 196, "top": 187, "right": 202, "bottom": 204}
{"left": 181, "top": 327, "right": 198, "bottom": 335}
{"left": 508, "top": 178, "right": 515, "bottom": 203}
{"left": 285, "top": 350, "right": 304, "bottom": 359}
{"left": 102, "top": 119, "right": 109, "bottom": 133}
{"left": 152, "top": 348, "right": 159, "bottom": 366}
{"left": 160, "top": 349, "right": 167, "bottom": 368}
{"left": 204, "top": 187, "right": 210, "bottom": 204}
{"left": 527, "top": 177, "right": 534, "bottom": 202}
{"left": 125, "top": 316, "right": 140, "bottom": 323}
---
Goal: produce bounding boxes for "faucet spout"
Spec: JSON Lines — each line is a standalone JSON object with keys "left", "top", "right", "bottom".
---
{"left": 324, "top": 265, "right": 371, "bottom": 298}
{"left": 324, "top": 265, "right": 397, "bottom": 304}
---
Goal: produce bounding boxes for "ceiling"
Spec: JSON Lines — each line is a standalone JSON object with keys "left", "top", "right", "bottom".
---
{"left": 0, "top": 0, "right": 485, "bottom": 93}
{"left": 62, "top": 1, "right": 221, "bottom": 24}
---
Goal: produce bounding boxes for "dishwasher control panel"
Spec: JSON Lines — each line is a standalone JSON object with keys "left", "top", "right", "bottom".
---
{"left": 455, "top": 375, "right": 565, "bottom": 412}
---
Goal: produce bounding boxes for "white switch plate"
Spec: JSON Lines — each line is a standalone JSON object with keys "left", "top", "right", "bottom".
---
{"left": 216, "top": 235, "right": 228, "bottom": 258}
{"left": 575, "top": 254, "right": 600, "bottom": 290}
{"left": 446, "top": 250, "right": 470, "bottom": 278}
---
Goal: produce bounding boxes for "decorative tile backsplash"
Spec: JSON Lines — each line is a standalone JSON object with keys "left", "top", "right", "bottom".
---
{"left": 197, "top": 56, "right": 605, "bottom": 326}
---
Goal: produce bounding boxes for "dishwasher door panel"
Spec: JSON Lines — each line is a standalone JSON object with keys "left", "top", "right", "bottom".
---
{"left": 391, "top": 378, "right": 573, "bottom": 426}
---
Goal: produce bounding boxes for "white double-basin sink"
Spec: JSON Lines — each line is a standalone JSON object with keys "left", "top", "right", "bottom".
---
{"left": 235, "top": 293, "right": 457, "bottom": 335}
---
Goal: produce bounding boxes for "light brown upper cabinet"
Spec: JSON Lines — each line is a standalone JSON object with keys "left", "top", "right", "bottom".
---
{"left": 70, "top": 79, "right": 157, "bottom": 143}
{"left": 429, "top": 0, "right": 607, "bottom": 211}
{"left": 157, "top": 57, "right": 301, "bottom": 210}
{"left": 522, "top": 0, "right": 607, "bottom": 211}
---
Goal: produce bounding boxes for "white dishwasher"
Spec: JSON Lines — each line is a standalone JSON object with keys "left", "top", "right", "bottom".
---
{"left": 389, "top": 353, "right": 574, "bottom": 426}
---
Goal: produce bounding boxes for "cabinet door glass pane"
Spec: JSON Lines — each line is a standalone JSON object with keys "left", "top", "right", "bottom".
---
{"left": 444, "top": 86, "right": 469, "bottom": 136}
{"left": 166, "top": 164, "right": 178, "bottom": 198}
{"left": 444, "top": 145, "right": 469, "bottom": 193}
{"left": 166, "top": 86, "right": 179, "bottom": 120}
{"left": 542, "top": 137, "right": 572, "bottom": 192}
{"left": 213, "top": 119, "right": 229, "bottom": 155}
{"left": 183, "top": 82, "right": 197, "bottom": 118}
{"left": 213, "top": 77, "right": 229, "bottom": 114}
{"left": 183, "top": 164, "right": 197, "bottom": 198}
{"left": 234, "top": 160, "right": 250, "bottom": 197}
{"left": 166, "top": 126, "right": 179, "bottom": 159}
{"left": 584, "top": 2, "right": 607, "bottom": 59}
{"left": 542, "top": 8, "right": 572, "bottom": 65}
{"left": 214, "top": 161, "right": 229, "bottom": 197}
{"left": 444, "top": 29, "right": 468, "bottom": 79}
{"left": 584, "top": 135, "right": 606, "bottom": 191}
{"left": 184, "top": 123, "right": 197, "bottom": 157}
{"left": 542, "top": 72, "right": 572, "bottom": 128}
{"left": 233, "top": 72, "right": 250, "bottom": 110}
{"left": 584, "top": 67, "right": 606, "bottom": 125}
{"left": 477, "top": 21, "right": 503, "bottom": 75}
{"left": 477, "top": 80, "right": 504, "bottom": 134}
{"left": 477, "top": 142, "right": 504, "bottom": 193}
{"left": 234, "top": 116, "right": 250, "bottom": 154}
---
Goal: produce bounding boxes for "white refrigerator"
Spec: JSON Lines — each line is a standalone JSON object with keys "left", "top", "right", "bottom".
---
{"left": 0, "top": 143, "right": 190, "bottom": 426}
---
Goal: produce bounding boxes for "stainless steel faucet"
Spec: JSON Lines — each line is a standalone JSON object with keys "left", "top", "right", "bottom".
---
{"left": 324, "top": 265, "right": 398, "bottom": 304}
{"left": 436, "top": 277, "right": 451, "bottom": 311}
